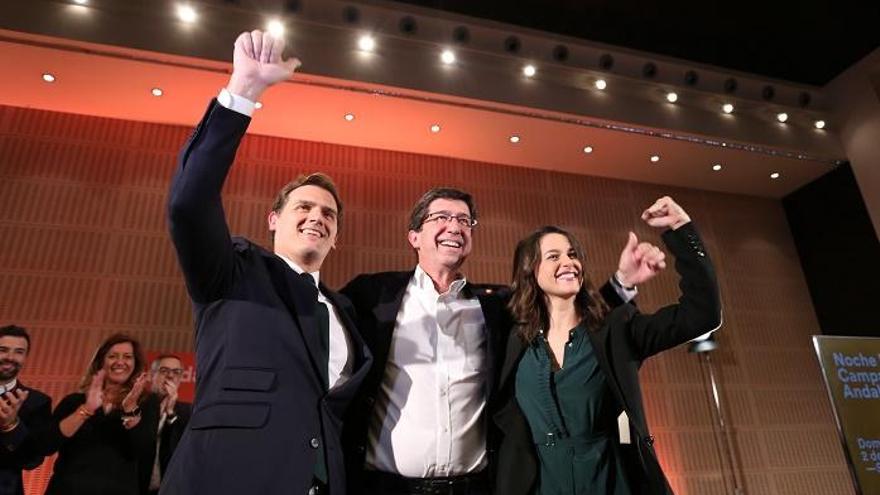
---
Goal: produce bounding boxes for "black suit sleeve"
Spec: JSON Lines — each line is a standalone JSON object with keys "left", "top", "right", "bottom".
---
{"left": 626, "top": 222, "right": 722, "bottom": 359}
{"left": 599, "top": 280, "right": 626, "bottom": 309}
{"left": 0, "top": 391, "right": 54, "bottom": 470}
{"left": 339, "top": 273, "right": 374, "bottom": 318}
{"left": 159, "top": 401, "right": 192, "bottom": 474}
{"left": 167, "top": 101, "right": 251, "bottom": 304}
{"left": 44, "top": 393, "right": 86, "bottom": 454}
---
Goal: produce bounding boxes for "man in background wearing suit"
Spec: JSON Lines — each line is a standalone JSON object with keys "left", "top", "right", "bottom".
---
{"left": 0, "top": 325, "right": 53, "bottom": 495}
{"left": 163, "top": 29, "right": 371, "bottom": 495}
{"left": 341, "top": 188, "right": 667, "bottom": 494}
{"left": 140, "top": 355, "right": 191, "bottom": 495}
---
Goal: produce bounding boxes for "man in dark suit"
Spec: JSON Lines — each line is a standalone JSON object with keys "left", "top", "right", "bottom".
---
{"left": 341, "top": 188, "right": 667, "bottom": 494}
{"left": 139, "top": 355, "right": 191, "bottom": 495}
{"left": 163, "top": 29, "right": 372, "bottom": 495}
{"left": 0, "top": 324, "right": 53, "bottom": 495}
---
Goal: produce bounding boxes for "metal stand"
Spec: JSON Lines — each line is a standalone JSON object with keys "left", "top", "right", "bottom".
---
{"left": 690, "top": 334, "right": 744, "bottom": 495}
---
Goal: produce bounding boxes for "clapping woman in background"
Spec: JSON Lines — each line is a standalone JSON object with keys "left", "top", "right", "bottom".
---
{"left": 46, "top": 333, "right": 150, "bottom": 495}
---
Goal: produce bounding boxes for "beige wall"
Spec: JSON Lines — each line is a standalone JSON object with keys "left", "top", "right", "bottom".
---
{"left": 0, "top": 104, "right": 852, "bottom": 494}
{"left": 826, "top": 47, "right": 880, "bottom": 239}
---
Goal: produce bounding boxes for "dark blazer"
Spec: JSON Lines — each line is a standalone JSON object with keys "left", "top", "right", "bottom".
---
{"left": 339, "top": 271, "right": 624, "bottom": 490}
{"left": 136, "top": 394, "right": 191, "bottom": 495}
{"left": 0, "top": 384, "right": 52, "bottom": 495}
{"left": 162, "top": 100, "right": 372, "bottom": 495}
{"left": 492, "top": 223, "right": 722, "bottom": 495}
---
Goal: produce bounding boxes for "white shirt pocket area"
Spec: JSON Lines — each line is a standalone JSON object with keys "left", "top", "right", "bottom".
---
{"left": 457, "top": 320, "right": 488, "bottom": 374}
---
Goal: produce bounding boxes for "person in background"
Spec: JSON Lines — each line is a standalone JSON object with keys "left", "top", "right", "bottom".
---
{"left": 0, "top": 324, "right": 53, "bottom": 495}
{"left": 46, "top": 333, "right": 150, "bottom": 495}
{"left": 493, "top": 196, "right": 722, "bottom": 495}
{"left": 139, "top": 354, "right": 191, "bottom": 495}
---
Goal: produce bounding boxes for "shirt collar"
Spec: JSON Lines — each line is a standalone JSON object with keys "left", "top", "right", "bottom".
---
{"left": 276, "top": 253, "right": 320, "bottom": 287}
{"left": 413, "top": 265, "right": 467, "bottom": 296}
{"left": 0, "top": 379, "right": 18, "bottom": 395}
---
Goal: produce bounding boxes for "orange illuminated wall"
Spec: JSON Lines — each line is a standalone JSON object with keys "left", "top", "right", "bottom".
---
{"left": 0, "top": 103, "right": 852, "bottom": 494}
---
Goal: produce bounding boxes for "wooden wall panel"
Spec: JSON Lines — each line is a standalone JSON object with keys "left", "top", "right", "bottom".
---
{"left": 0, "top": 104, "right": 853, "bottom": 494}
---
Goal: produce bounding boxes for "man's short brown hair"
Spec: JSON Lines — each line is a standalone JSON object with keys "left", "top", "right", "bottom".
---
{"left": 270, "top": 173, "right": 343, "bottom": 241}
{"left": 408, "top": 187, "right": 476, "bottom": 232}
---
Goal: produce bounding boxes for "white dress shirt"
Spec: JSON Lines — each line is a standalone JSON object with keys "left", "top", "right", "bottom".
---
{"left": 276, "top": 255, "right": 353, "bottom": 390}
{"left": 366, "top": 266, "right": 488, "bottom": 477}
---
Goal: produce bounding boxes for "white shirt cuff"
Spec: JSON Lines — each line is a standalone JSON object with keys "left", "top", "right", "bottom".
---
{"left": 610, "top": 275, "right": 638, "bottom": 303}
{"left": 217, "top": 88, "right": 256, "bottom": 117}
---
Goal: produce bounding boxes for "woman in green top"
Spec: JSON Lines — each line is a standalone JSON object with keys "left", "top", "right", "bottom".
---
{"left": 492, "top": 196, "right": 721, "bottom": 495}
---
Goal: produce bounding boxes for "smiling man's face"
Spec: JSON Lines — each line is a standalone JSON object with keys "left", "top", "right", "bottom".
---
{"left": 408, "top": 198, "right": 474, "bottom": 273}
{"left": 268, "top": 184, "right": 339, "bottom": 271}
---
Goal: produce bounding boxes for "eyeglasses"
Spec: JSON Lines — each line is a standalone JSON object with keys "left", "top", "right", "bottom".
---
{"left": 157, "top": 367, "right": 184, "bottom": 377}
{"left": 422, "top": 211, "right": 478, "bottom": 229}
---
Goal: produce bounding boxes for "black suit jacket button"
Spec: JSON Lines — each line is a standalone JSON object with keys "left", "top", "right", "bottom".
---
{"left": 310, "top": 437, "right": 320, "bottom": 449}
{"left": 356, "top": 445, "right": 366, "bottom": 454}
{"left": 646, "top": 435, "right": 655, "bottom": 445}
{"left": 365, "top": 396, "right": 375, "bottom": 406}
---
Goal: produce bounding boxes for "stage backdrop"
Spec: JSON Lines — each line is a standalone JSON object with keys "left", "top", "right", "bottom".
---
{"left": 0, "top": 103, "right": 852, "bottom": 494}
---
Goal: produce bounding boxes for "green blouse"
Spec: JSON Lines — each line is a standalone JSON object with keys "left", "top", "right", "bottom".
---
{"left": 515, "top": 321, "right": 631, "bottom": 495}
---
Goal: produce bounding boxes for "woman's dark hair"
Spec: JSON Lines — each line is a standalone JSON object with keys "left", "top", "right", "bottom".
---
{"left": 78, "top": 333, "right": 146, "bottom": 403}
{"left": 508, "top": 226, "right": 610, "bottom": 343}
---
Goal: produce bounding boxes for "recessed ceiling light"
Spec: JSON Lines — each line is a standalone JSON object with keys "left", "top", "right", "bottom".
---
{"left": 583, "top": 145, "right": 593, "bottom": 154}
{"left": 649, "top": 154, "right": 660, "bottom": 163}
{"left": 595, "top": 79, "right": 607, "bottom": 90}
{"left": 770, "top": 172, "right": 780, "bottom": 179}
{"left": 266, "top": 19, "right": 285, "bottom": 38}
{"left": 344, "top": 113, "right": 355, "bottom": 122}
{"left": 430, "top": 124, "right": 441, "bottom": 133}
{"left": 722, "top": 103, "right": 734, "bottom": 114}
{"left": 358, "top": 35, "right": 376, "bottom": 52}
{"left": 441, "top": 50, "right": 456, "bottom": 65}
{"left": 509, "top": 135, "right": 521, "bottom": 143}
{"left": 151, "top": 87, "right": 163, "bottom": 97}
{"left": 254, "top": 102, "right": 263, "bottom": 109}
{"left": 712, "top": 163, "right": 722, "bottom": 171}
{"left": 776, "top": 112, "right": 788, "bottom": 123}
{"left": 523, "top": 65, "right": 536, "bottom": 77}
{"left": 666, "top": 92, "right": 678, "bottom": 103}
{"left": 814, "top": 119, "right": 826, "bottom": 129}
{"left": 176, "top": 4, "right": 197, "bottom": 23}
{"left": 41, "top": 73, "right": 56, "bottom": 83}
{"left": 73, "top": 0, "right": 88, "bottom": 4}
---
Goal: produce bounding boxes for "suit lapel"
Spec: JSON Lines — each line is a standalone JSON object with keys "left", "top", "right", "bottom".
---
{"left": 369, "top": 271, "right": 412, "bottom": 372}
{"left": 585, "top": 319, "right": 647, "bottom": 439}
{"left": 322, "top": 286, "right": 368, "bottom": 374}
{"left": 263, "top": 253, "right": 325, "bottom": 383}
{"left": 497, "top": 328, "right": 527, "bottom": 394}
{"left": 321, "top": 287, "right": 373, "bottom": 402}
{"left": 470, "top": 287, "right": 507, "bottom": 401}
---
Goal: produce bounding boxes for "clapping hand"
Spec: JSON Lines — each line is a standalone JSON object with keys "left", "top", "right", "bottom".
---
{"left": 85, "top": 370, "right": 105, "bottom": 414}
{"left": 160, "top": 379, "right": 179, "bottom": 417}
{"left": 0, "top": 389, "right": 29, "bottom": 430}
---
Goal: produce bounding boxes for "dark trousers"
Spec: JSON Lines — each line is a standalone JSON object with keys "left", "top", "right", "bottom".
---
{"left": 362, "top": 470, "right": 489, "bottom": 495}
